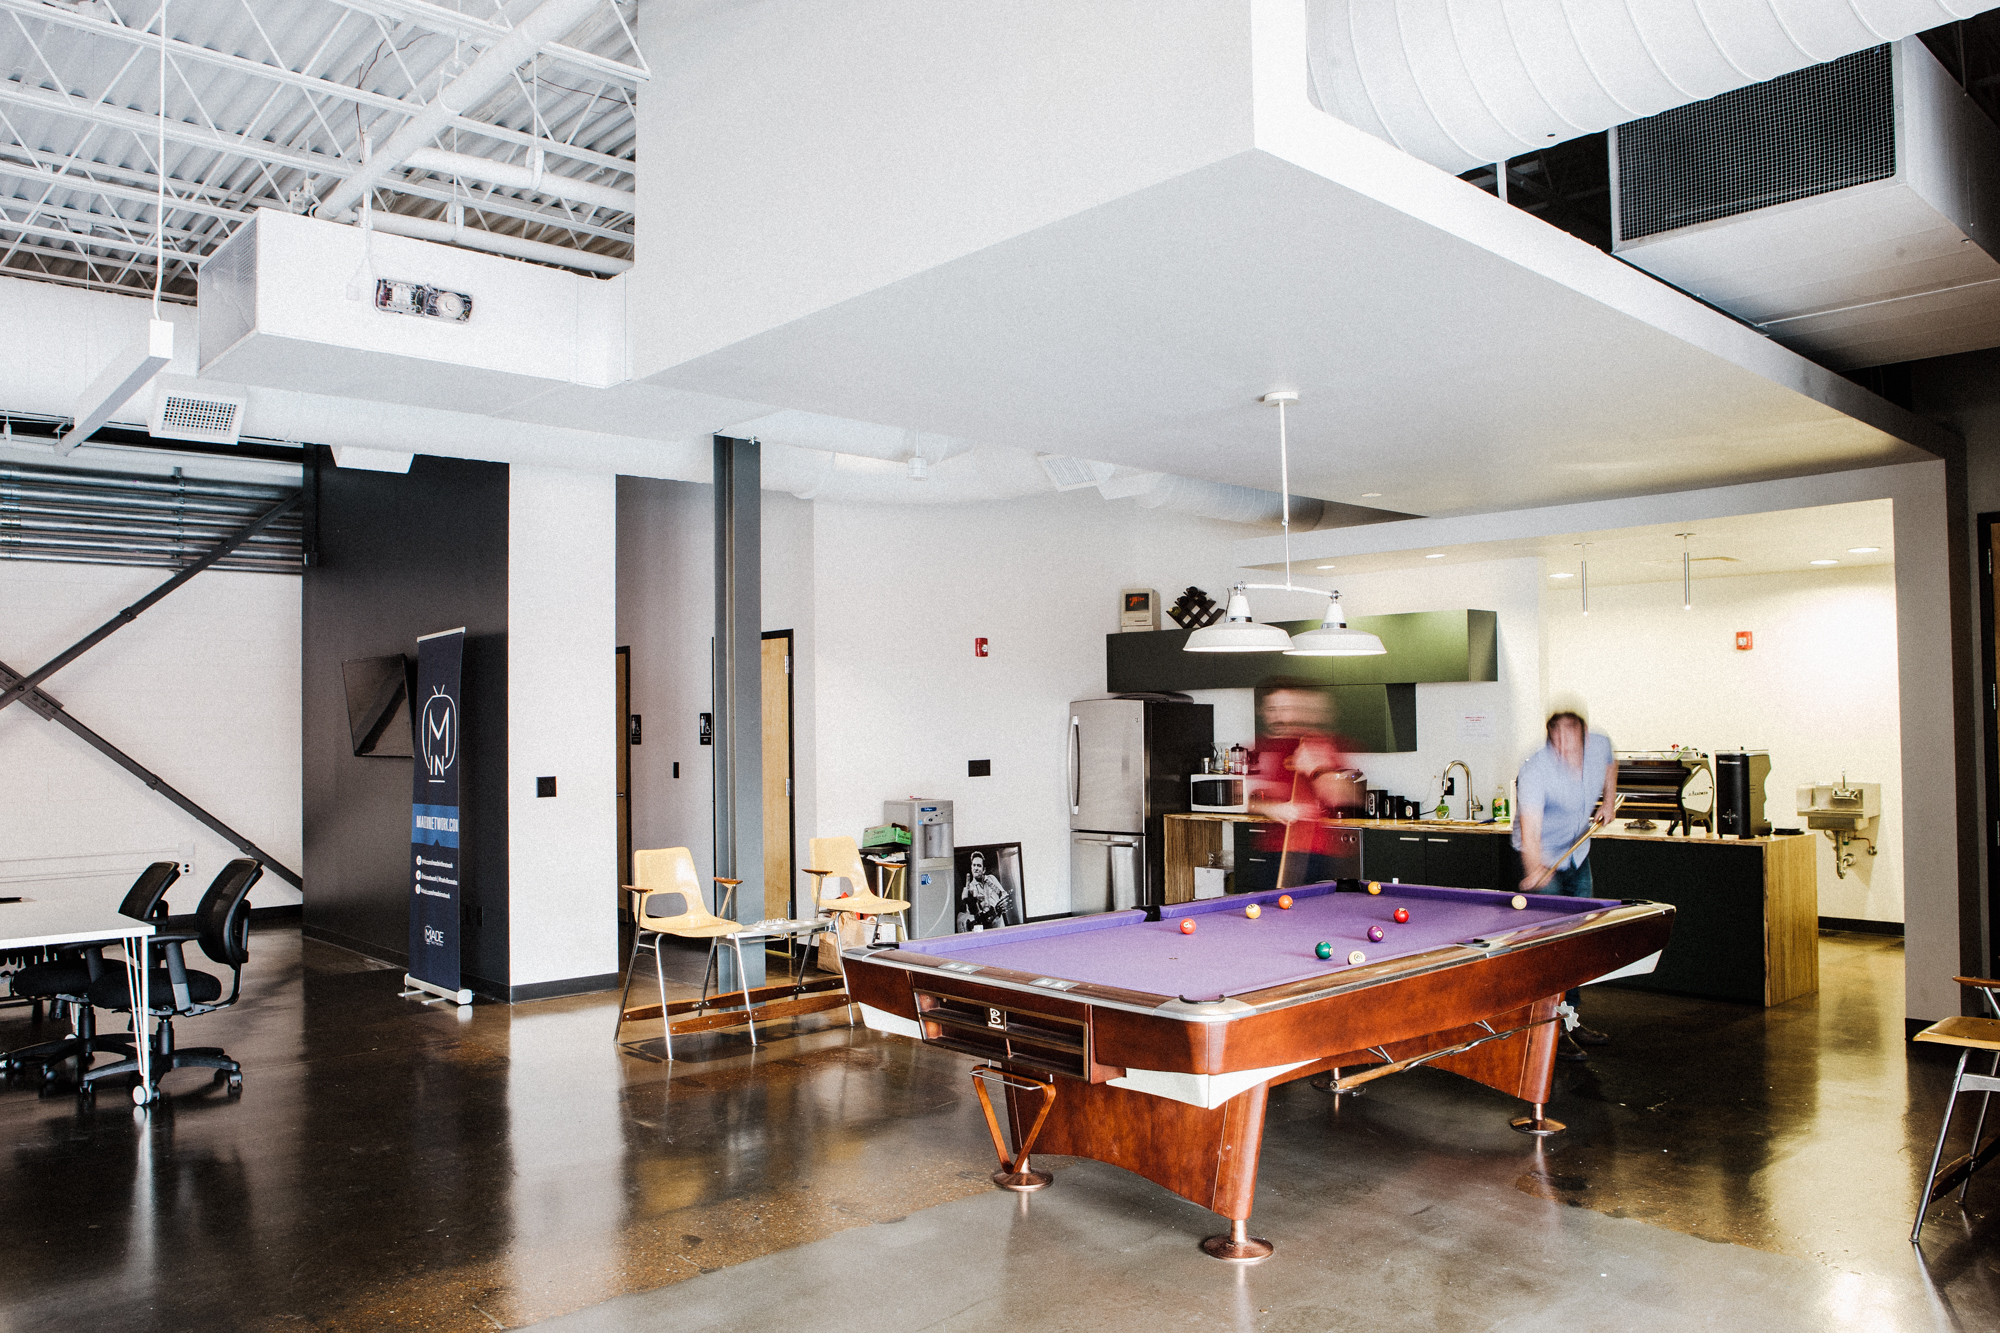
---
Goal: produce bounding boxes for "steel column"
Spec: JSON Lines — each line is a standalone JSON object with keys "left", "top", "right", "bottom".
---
{"left": 712, "top": 436, "right": 764, "bottom": 990}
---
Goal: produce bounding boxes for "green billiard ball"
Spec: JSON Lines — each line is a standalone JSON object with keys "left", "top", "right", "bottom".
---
{"left": 1314, "top": 941, "right": 1333, "bottom": 960}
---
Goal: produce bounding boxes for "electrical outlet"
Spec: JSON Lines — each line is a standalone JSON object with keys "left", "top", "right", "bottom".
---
{"left": 536, "top": 776, "right": 557, "bottom": 798}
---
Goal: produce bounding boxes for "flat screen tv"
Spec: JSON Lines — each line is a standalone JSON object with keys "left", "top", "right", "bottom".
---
{"left": 341, "top": 654, "right": 413, "bottom": 757}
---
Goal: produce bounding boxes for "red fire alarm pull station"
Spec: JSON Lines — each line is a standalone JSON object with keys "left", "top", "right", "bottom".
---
{"left": 1735, "top": 631, "right": 1753, "bottom": 651}
{"left": 974, "top": 637, "right": 989, "bottom": 657}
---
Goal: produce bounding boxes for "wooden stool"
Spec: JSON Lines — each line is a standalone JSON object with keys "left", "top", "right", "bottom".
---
{"left": 1910, "top": 982, "right": 2000, "bottom": 1244}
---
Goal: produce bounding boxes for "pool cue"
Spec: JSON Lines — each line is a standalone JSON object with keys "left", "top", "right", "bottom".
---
{"left": 1523, "top": 795, "right": 1625, "bottom": 891}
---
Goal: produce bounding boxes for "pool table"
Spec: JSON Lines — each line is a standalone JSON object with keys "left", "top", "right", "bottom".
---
{"left": 843, "top": 880, "right": 1674, "bottom": 1260}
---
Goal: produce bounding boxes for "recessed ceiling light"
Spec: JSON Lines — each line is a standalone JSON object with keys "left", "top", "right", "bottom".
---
{"left": 1847, "top": 546, "right": 1879, "bottom": 554}
{"left": 1425, "top": 553, "right": 1445, "bottom": 559}
{"left": 1809, "top": 559, "right": 1838, "bottom": 566}
{"left": 1549, "top": 572, "right": 1574, "bottom": 579}
{"left": 1361, "top": 492, "right": 1382, "bottom": 498}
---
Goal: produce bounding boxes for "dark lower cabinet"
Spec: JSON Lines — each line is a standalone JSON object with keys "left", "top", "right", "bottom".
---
{"left": 1361, "top": 829, "right": 1428, "bottom": 884}
{"left": 1361, "top": 827, "right": 1500, "bottom": 890}
{"left": 1589, "top": 840, "right": 1770, "bottom": 1005}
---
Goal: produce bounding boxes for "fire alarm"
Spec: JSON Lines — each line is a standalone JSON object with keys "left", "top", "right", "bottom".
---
{"left": 974, "top": 638, "right": 989, "bottom": 657}
{"left": 1735, "top": 631, "right": 1753, "bottom": 651}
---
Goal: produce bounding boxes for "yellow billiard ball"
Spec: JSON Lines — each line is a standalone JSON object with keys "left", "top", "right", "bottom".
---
{"left": 1367, "top": 881, "right": 1382, "bottom": 895}
{"left": 1510, "top": 894, "right": 1528, "bottom": 909}
{"left": 1245, "top": 903, "right": 1261, "bottom": 919}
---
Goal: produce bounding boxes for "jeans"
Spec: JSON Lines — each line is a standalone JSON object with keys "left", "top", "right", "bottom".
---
{"left": 1534, "top": 857, "right": 1593, "bottom": 1008}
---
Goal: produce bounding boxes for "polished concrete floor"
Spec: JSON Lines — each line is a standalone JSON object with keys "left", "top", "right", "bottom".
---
{"left": 0, "top": 928, "right": 1994, "bottom": 1331}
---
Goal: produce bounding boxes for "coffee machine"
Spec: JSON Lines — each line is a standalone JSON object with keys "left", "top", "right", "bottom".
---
{"left": 1716, "top": 751, "right": 1772, "bottom": 838}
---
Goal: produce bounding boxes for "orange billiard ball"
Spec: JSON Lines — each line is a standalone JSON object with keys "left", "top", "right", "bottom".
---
{"left": 1393, "top": 907, "right": 1410, "bottom": 924}
{"left": 1277, "top": 894, "right": 1294, "bottom": 910}
{"left": 1367, "top": 881, "right": 1382, "bottom": 895}
{"left": 1245, "top": 903, "right": 1262, "bottom": 919}
{"left": 1179, "top": 917, "right": 1197, "bottom": 935}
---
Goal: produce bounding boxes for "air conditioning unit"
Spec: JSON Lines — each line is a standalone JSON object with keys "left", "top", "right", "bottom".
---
{"left": 148, "top": 385, "right": 245, "bottom": 445}
{"left": 1611, "top": 38, "right": 2000, "bottom": 369}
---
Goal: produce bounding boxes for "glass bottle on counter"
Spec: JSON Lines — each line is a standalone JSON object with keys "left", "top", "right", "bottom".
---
{"left": 1492, "top": 785, "right": 1510, "bottom": 822}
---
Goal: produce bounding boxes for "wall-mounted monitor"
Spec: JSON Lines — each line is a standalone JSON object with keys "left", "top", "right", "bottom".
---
{"left": 342, "top": 655, "right": 413, "bottom": 757}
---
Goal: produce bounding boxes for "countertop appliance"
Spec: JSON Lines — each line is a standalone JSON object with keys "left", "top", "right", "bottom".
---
{"left": 882, "top": 798, "right": 953, "bottom": 938}
{"left": 1069, "top": 697, "right": 1213, "bottom": 913}
{"left": 1189, "top": 772, "right": 1248, "bottom": 814}
{"left": 1716, "top": 751, "right": 1772, "bottom": 838}
{"left": 1615, "top": 751, "right": 1713, "bottom": 835}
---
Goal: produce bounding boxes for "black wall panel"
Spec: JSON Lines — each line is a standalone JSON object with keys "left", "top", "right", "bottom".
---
{"left": 301, "top": 452, "right": 510, "bottom": 993}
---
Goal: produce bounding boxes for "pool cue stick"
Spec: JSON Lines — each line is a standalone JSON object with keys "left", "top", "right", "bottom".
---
{"left": 1523, "top": 795, "right": 1625, "bottom": 891}
{"left": 1276, "top": 754, "right": 1307, "bottom": 889}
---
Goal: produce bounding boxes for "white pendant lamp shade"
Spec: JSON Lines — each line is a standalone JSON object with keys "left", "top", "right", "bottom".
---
{"left": 1286, "top": 596, "right": 1386, "bottom": 656}
{"left": 1185, "top": 587, "right": 1294, "bottom": 653}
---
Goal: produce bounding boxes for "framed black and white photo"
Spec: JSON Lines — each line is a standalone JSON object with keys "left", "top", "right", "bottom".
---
{"left": 953, "top": 842, "right": 1025, "bottom": 932}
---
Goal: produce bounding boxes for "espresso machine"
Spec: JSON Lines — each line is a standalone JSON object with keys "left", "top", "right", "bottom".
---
{"left": 1716, "top": 751, "right": 1772, "bottom": 838}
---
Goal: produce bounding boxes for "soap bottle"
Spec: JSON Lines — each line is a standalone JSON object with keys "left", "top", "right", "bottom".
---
{"left": 1493, "top": 785, "right": 1510, "bottom": 822}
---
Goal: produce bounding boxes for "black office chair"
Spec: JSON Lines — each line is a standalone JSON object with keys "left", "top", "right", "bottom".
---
{"left": 80, "top": 859, "right": 260, "bottom": 1100}
{"left": 0, "top": 862, "right": 179, "bottom": 1083}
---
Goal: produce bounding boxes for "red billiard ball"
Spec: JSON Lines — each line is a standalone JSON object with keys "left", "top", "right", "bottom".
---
{"left": 1277, "top": 895, "right": 1293, "bottom": 910}
{"left": 1179, "top": 918, "right": 1197, "bottom": 935}
{"left": 1393, "top": 907, "right": 1410, "bottom": 924}
{"left": 1367, "top": 925, "right": 1385, "bottom": 942}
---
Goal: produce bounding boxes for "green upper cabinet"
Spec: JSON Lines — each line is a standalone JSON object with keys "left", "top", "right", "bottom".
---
{"left": 1105, "top": 609, "right": 1498, "bottom": 693}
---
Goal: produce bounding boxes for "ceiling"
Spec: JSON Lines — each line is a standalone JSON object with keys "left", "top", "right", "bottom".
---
{"left": 1249, "top": 498, "right": 1895, "bottom": 586}
{"left": 0, "top": 0, "right": 638, "bottom": 299}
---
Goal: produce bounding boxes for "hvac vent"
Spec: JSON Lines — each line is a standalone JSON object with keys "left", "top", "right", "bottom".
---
{"left": 1612, "top": 38, "right": 2000, "bottom": 369}
{"left": 149, "top": 389, "right": 245, "bottom": 445}
{"left": 1616, "top": 46, "right": 1895, "bottom": 242}
{"left": 1038, "top": 454, "right": 1109, "bottom": 492}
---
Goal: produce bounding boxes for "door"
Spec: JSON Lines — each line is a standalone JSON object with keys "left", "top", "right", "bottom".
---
{"left": 1071, "top": 698, "right": 1145, "bottom": 832}
{"left": 1362, "top": 829, "right": 1426, "bottom": 884}
{"left": 616, "top": 646, "right": 631, "bottom": 900}
{"left": 761, "top": 632, "right": 796, "bottom": 920}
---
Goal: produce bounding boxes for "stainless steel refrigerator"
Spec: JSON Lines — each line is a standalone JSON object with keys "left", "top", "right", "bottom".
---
{"left": 1067, "top": 697, "right": 1213, "bottom": 914}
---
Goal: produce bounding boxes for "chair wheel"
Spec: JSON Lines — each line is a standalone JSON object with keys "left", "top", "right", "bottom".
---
{"left": 226, "top": 1075, "right": 242, "bottom": 1092}
{"left": 131, "top": 1084, "right": 149, "bottom": 1106}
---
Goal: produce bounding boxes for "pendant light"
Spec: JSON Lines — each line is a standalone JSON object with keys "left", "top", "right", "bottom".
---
{"left": 1678, "top": 532, "right": 1693, "bottom": 611}
{"left": 1185, "top": 392, "right": 1385, "bottom": 656}
{"left": 1577, "top": 542, "right": 1589, "bottom": 615}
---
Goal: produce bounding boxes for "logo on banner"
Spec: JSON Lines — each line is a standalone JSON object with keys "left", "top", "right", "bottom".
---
{"left": 421, "top": 688, "right": 457, "bottom": 779}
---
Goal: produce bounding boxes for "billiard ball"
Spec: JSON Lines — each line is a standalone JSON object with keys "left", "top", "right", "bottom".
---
{"left": 1347, "top": 950, "right": 1367, "bottom": 965}
{"left": 1393, "top": 907, "right": 1410, "bottom": 924}
{"left": 1277, "top": 894, "right": 1293, "bottom": 909}
{"left": 1179, "top": 918, "right": 1197, "bottom": 935}
{"left": 1245, "top": 903, "right": 1261, "bottom": 919}
{"left": 1510, "top": 894, "right": 1528, "bottom": 909}
{"left": 1367, "top": 881, "right": 1382, "bottom": 895}
{"left": 1314, "top": 941, "right": 1333, "bottom": 960}
{"left": 1367, "top": 925, "right": 1384, "bottom": 942}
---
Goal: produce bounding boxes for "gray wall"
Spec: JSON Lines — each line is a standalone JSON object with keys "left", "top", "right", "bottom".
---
{"left": 302, "top": 452, "right": 511, "bottom": 993}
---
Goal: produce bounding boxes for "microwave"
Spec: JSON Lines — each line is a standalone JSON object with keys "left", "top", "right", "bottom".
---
{"left": 1189, "top": 773, "right": 1249, "bottom": 814}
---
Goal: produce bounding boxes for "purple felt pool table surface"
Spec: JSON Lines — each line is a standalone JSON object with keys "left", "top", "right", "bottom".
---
{"left": 913, "top": 881, "right": 1624, "bottom": 1000}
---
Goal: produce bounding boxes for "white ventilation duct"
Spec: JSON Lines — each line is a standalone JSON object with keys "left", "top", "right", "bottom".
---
{"left": 1305, "top": 0, "right": 2000, "bottom": 175}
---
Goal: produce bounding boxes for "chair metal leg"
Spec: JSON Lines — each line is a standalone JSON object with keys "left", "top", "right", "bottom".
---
{"left": 1914, "top": 1050, "right": 1970, "bottom": 1244}
{"left": 734, "top": 938, "right": 756, "bottom": 1049}
{"left": 699, "top": 941, "right": 719, "bottom": 1010}
{"left": 652, "top": 936, "right": 673, "bottom": 1062}
{"left": 612, "top": 928, "right": 646, "bottom": 1041}
{"left": 1962, "top": 1051, "right": 2000, "bottom": 1203}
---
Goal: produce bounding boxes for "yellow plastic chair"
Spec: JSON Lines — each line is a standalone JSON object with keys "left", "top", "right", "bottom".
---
{"left": 805, "top": 835, "right": 910, "bottom": 947}
{"left": 1912, "top": 975, "right": 2000, "bottom": 1243}
{"left": 613, "top": 847, "right": 744, "bottom": 1059}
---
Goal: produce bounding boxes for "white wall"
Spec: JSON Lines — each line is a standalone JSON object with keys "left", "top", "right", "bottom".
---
{"left": 507, "top": 467, "right": 620, "bottom": 990}
{"left": 615, "top": 475, "right": 816, "bottom": 909}
{"left": 811, "top": 489, "right": 1257, "bottom": 918}
{"left": 1545, "top": 566, "right": 1904, "bottom": 923}
{"left": 0, "top": 559, "right": 301, "bottom": 909}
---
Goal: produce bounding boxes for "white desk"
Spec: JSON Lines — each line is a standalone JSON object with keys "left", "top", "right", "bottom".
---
{"left": 0, "top": 896, "right": 155, "bottom": 1103}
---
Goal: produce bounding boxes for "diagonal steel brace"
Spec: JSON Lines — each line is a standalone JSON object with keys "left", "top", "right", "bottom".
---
{"left": 0, "top": 657, "right": 303, "bottom": 889}
{"left": 0, "top": 492, "right": 301, "bottom": 716}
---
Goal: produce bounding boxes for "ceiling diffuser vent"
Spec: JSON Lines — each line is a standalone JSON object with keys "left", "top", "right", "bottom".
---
{"left": 1038, "top": 454, "right": 1110, "bottom": 492}
{"left": 150, "top": 389, "right": 245, "bottom": 445}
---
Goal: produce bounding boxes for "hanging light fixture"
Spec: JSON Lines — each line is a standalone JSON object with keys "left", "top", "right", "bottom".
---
{"left": 1577, "top": 542, "right": 1590, "bottom": 615}
{"left": 1678, "top": 532, "right": 1693, "bottom": 611}
{"left": 1185, "top": 392, "right": 1385, "bottom": 656}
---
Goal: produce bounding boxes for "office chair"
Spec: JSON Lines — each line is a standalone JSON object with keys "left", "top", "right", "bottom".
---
{"left": 0, "top": 862, "right": 179, "bottom": 1082}
{"left": 80, "top": 859, "right": 261, "bottom": 1100}
{"left": 613, "top": 847, "right": 745, "bottom": 1059}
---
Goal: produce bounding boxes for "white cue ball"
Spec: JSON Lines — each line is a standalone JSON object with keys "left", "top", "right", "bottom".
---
{"left": 1511, "top": 894, "right": 1528, "bottom": 909}
{"left": 1347, "top": 950, "right": 1366, "bottom": 965}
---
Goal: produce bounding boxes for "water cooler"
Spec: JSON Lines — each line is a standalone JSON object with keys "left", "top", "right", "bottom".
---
{"left": 883, "top": 798, "right": 954, "bottom": 938}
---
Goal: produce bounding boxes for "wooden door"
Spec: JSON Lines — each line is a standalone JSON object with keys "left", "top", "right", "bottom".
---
{"left": 616, "top": 646, "right": 631, "bottom": 898}
{"left": 761, "top": 633, "right": 795, "bottom": 919}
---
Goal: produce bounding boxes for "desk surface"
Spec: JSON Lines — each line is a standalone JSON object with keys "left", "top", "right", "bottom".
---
{"left": 0, "top": 893, "right": 154, "bottom": 950}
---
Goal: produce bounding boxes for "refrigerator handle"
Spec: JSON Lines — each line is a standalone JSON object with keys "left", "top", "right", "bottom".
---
{"left": 1068, "top": 714, "right": 1081, "bottom": 816}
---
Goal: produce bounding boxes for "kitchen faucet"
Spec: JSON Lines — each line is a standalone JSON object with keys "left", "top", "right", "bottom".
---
{"left": 1442, "top": 760, "right": 1483, "bottom": 821}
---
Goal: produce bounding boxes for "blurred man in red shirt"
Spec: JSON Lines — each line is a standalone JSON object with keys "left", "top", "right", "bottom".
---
{"left": 1247, "top": 682, "right": 1360, "bottom": 889}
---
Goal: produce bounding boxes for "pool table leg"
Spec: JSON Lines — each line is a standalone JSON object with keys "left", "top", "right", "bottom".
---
{"left": 1200, "top": 1218, "right": 1274, "bottom": 1263}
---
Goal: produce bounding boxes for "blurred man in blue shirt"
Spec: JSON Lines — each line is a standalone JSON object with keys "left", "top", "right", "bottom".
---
{"left": 1514, "top": 709, "right": 1619, "bottom": 1059}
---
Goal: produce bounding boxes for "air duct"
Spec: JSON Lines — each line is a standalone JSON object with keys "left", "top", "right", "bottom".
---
{"left": 1304, "top": 0, "right": 2000, "bottom": 175}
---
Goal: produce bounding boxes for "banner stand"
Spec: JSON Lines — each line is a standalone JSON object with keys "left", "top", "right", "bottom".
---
{"left": 400, "top": 975, "right": 473, "bottom": 1006}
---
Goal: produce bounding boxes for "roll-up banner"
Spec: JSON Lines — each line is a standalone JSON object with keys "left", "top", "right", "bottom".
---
{"left": 403, "top": 627, "right": 473, "bottom": 1006}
